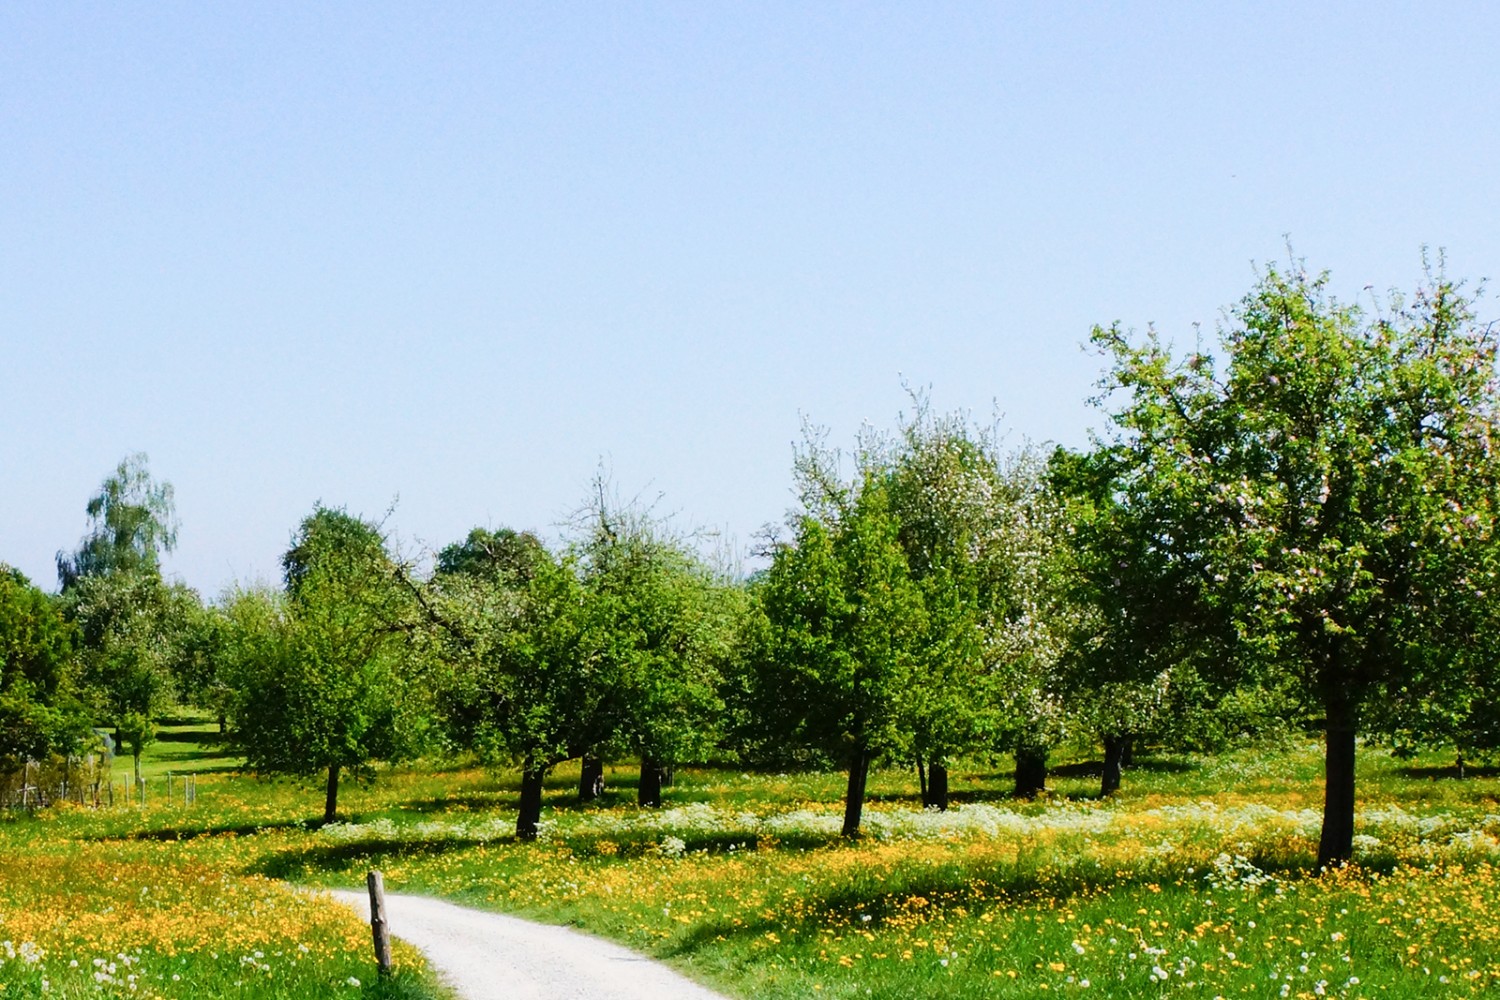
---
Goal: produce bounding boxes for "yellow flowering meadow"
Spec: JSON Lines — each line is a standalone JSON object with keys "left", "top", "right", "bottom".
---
{"left": 6, "top": 733, "right": 1500, "bottom": 998}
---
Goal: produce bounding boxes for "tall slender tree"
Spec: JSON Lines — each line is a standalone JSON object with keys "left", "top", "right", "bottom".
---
{"left": 57, "top": 455, "right": 184, "bottom": 781}
{"left": 57, "top": 454, "right": 177, "bottom": 592}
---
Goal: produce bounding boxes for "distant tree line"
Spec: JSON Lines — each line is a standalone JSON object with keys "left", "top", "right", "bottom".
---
{"left": 5, "top": 258, "right": 1499, "bottom": 868}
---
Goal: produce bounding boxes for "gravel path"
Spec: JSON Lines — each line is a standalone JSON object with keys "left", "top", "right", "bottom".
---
{"left": 324, "top": 889, "right": 732, "bottom": 1000}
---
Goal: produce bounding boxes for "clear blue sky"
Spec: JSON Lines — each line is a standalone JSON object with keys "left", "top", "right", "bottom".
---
{"left": 4, "top": 3, "right": 1498, "bottom": 595}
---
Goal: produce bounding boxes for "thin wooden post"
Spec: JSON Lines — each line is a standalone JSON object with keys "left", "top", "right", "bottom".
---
{"left": 366, "top": 870, "right": 393, "bottom": 976}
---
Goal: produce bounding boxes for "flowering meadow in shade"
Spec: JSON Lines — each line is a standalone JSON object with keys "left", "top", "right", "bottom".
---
{"left": 5, "top": 729, "right": 1500, "bottom": 998}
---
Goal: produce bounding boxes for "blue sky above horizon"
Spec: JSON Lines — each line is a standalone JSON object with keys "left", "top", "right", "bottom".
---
{"left": 4, "top": 2, "right": 1499, "bottom": 594}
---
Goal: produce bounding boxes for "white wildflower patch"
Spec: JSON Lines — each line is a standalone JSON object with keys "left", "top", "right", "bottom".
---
{"left": 1205, "top": 853, "right": 1276, "bottom": 892}
{"left": 312, "top": 782, "right": 1500, "bottom": 874}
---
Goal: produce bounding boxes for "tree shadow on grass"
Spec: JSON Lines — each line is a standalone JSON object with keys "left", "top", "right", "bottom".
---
{"left": 658, "top": 848, "right": 1317, "bottom": 959}
{"left": 254, "top": 837, "right": 502, "bottom": 881}
{"left": 1397, "top": 763, "right": 1500, "bottom": 780}
{"left": 154, "top": 727, "right": 223, "bottom": 745}
{"left": 87, "top": 817, "right": 317, "bottom": 842}
{"left": 397, "top": 792, "right": 517, "bottom": 814}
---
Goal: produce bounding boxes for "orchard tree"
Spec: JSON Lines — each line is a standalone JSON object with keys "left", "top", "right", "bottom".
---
{"left": 1091, "top": 258, "right": 1500, "bottom": 867}
{"left": 167, "top": 597, "right": 233, "bottom": 731}
{"left": 1047, "top": 445, "right": 1211, "bottom": 795}
{"left": 574, "top": 493, "right": 741, "bottom": 808}
{"left": 435, "top": 527, "right": 547, "bottom": 584}
{"left": 68, "top": 572, "right": 185, "bottom": 783}
{"left": 874, "top": 401, "right": 1007, "bottom": 808}
{"left": 977, "top": 448, "right": 1078, "bottom": 799}
{"left": 751, "top": 474, "right": 926, "bottom": 837}
{"left": 430, "top": 538, "right": 592, "bottom": 839}
{"left": 227, "top": 506, "right": 429, "bottom": 823}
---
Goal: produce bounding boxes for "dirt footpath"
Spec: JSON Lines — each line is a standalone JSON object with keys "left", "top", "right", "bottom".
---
{"left": 325, "top": 889, "right": 732, "bottom": 1000}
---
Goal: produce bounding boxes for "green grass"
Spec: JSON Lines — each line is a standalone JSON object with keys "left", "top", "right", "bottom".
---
{"left": 7, "top": 726, "right": 1500, "bottom": 998}
{"left": 135, "top": 714, "right": 242, "bottom": 779}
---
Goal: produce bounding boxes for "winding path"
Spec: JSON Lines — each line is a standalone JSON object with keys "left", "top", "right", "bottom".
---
{"left": 325, "top": 889, "right": 731, "bottom": 1000}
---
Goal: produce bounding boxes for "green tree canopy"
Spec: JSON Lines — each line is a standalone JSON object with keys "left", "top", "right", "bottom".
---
{"left": 0, "top": 566, "right": 89, "bottom": 770}
{"left": 227, "top": 506, "right": 430, "bottom": 823}
{"left": 54, "top": 455, "right": 186, "bottom": 781}
{"left": 573, "top": 496, "right": 741, "bottom": 807}
{"left": 1090, "top": 259, "right": 1500, "bottom": 866}
{"left": 430, "top": 536, "right": 591, "bottom": 838}
{"left": 67, "top": 571, "right": 186, "bottom": 782}
{"left": 435, "top": 527, "right": 547, "bottom": 586}
{"left": 750, "top": 474, "right": 927, "bottom": 837}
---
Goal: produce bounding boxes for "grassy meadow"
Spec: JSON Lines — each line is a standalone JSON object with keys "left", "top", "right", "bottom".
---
{"left": 5, "top": 720, "right": 1500, "bottom": 998}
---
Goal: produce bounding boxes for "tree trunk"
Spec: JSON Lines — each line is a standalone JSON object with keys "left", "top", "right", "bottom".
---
{"left": 578, "top": 755, "right": 605, "bottom": 802}
{"left": 1014, "top": 744, "right": 1048, "bottom": 798}
{"left": 841, "top": 746, "right": 871, "bottom": 838}
{"left": 638, "top": 757, "right": 667, "bottom": 808}
{"left": 1318, "top": 694, "right": 1358, "bottom": 869}
{"left": 516, "top": 765, "right": 546, "bottom": 840}
{"left": 925, "top": 759, "right": 949, "bottom": 810}
{"left": 323, "top": 763, "right": 340, "bottom": 824}
{"left": 1120, "top": 735, "right": 1136, "bottom": 768}
{"left": 133, "top": 751, "right": 142, "bottom": 788}
{"left": 916, "top": 759, "right": 927, "bottom": 804}
{"left": 1102, "top": 734, "right": 1126, "bottom": 796}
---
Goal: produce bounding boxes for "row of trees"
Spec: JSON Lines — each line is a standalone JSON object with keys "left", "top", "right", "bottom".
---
{"left": 6, "top": 259, "right": 1499, "bottom": 868}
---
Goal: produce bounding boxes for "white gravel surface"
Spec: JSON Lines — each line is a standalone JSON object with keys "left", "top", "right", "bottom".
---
{"left": 325, "top": 889, "right": 732, "bottom": 1000}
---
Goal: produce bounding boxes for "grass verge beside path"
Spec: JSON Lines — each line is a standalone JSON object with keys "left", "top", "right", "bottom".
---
{"left": 1, "top": 717, "right": 447, "bottom": 1000}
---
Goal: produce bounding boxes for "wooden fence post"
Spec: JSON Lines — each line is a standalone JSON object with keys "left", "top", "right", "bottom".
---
{"left": 366, "top": 870, "right": 393, "bottom": 977}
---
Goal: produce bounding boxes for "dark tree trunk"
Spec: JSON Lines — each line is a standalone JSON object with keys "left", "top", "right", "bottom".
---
{"left": 218, "top": 713, "right": 226, "bottom": 735}
{"left": 323, "top": 763, "right": 340, "bottom": 825}
{"left": 1014, "top": 744, "right": 1048, "bottom": 798}
{"left": 1102, "top": 735, "right": 1126, "bottom": 796}
{"left": 578, "top": 755, "right": 605, "bottom": 801}
{"left": 841, "top": 746, "right": 871, "bottom": 838}
{"left": 638, "top": 757, "right": 668, "bottom": 808}
{"left": 916, "top": 759, "right": 927, "bottom": 804}
{"left": 1456, "top": 753, "right": 1466, "bottom": 780}
{"left": 1120, "top": 735, "right": 1136, "bottom": 768}
{"left": 924, "top": 759, "right": 949, "bottom": 811}
{"left": 516, "top": 765, "right": 546, "bottom": 841}
{"left": 1318, "top": 694, "right": 1358, "bottom": 869}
